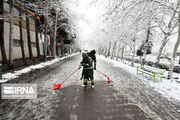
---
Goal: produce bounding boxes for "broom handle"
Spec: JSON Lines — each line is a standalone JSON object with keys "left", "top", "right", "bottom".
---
{"left": 61, "top": 68, "right": 80, "bottom": 85}
{"left": 95, "top": 69, "right": 107, "bottom": 77}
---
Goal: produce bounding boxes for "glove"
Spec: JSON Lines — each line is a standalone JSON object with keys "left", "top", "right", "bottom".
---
{"left": 81, "top": 63, "right": 85, "bottom": 66}
{"left": 83, "top": 64, "right": 90, "bottom": 67}
{"left": 94, "top": 63, "right": 96, "bottom": 70}
{"left": 78, "top": 65, "right": 82, "bottom": 69}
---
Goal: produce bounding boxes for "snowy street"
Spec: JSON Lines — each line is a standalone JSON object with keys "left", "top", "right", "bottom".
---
{"left": 1, "top": 0, "right": 180, "bottom": 120}
{"left": 1, "top": 54, "right": 180, "bottom": 120}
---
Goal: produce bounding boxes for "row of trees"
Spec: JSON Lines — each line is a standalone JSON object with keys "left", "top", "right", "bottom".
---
{"left": 0, "top": 0, "right": 78, "bottom": 68}
{"left": 92, "top": 0, "right": 180, "bottom": 79}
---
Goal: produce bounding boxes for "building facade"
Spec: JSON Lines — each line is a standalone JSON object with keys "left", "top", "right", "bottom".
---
{"left": 0, "top": 0, "right": 43, "bottom": 63}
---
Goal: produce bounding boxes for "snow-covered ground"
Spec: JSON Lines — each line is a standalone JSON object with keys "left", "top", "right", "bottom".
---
{"left": 129, "top": 54, "right": 180, "bottom": 66}
{"left": 0, "top": 53, "right": 79, "bottom": 83}
{"left": 98, "top": 55, "right": 180, "bottom": 102}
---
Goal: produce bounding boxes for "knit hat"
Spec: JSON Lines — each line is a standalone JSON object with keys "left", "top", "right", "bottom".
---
{"left": 90, "top": 50, "right": 96, "bottom": 54}
{"left": 82, "top": 53, "right": 87, "bottom": 57}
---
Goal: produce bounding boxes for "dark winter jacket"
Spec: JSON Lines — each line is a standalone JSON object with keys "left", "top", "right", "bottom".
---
{"left": 80, "top": 54, "right": 94, "bottom": 79}
{"left": 80, "top": 54, "right": 93, "bottom": 69}
{"left": 87, "top": 52, "right": 96, "bottom": 69}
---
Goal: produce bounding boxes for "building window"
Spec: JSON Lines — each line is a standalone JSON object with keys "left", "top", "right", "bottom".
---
{"left": 13, "top": 7, "right": 19, "bottom": 17}
{"left": 31, "top": 42, "right": 36, "bottom": 47}
{"left": 64, "top": 40, "right": 71, "bottom": 44}
{"left": 22, "top": 12, "right": 26, "bottom": 20}
{"left": 30, "top": 17, "right": 35, "bottom": 24}
{"left": 13, "top": 39, "right": 21, "bottom": 47}
{"left": 3, "top": 2, "right": 10, "bottom": 13}
{"left": 0, "top": 14, "right": 3, "bottom": 20}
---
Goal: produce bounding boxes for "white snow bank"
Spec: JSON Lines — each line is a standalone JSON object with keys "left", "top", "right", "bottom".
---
{"left": 98, "top": 55, "right": 180, "bottom": 102}
{"left": 0, "top": 53, "right": 79, "bottom": 83}
{"left": 128, "top": 54, "right": 179, "bottom": 66}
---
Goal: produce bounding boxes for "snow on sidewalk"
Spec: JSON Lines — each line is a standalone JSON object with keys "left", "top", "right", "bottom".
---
{"left": 0, "top": 53, "right": 79, "bottom": 83}
{"left": 98, "top": 55, "right": 180, "bottom": 102}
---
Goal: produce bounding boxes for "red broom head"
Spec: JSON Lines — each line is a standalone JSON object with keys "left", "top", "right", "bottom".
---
{"left": 107, "top": 76, "right": 111, "bottom": 83}
{"left": 53, "top": 83, "right": 62, "bottom": 90}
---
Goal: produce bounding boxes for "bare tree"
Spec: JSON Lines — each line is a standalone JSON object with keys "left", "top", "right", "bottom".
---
{"left": 26, "top": 14, "right": 34, "bottom": 61}
{"left": 19, "top": 10, "right": 26, "bottom": 64}
{"left": 116, "top": 41, "right": 122, "bottom": 61}
{"left": 155, "top": 4, "right": 178, "bottom": 67}
{"left": 168, "top": 7, "right": 180, "bottom": 79}
{"left": 9, "top": 0, "right": 14, "bottom": 68}
{"left": 52, "top": 12, "right": 58, "bottom": 57}
{"left": 106, "top": 41, "right": 111, "bottom": 57}
{"left": 131, "top": 37, "right": 136, "bottom": 66}
{"left": 35, "top": 18, "right": 40, "bottom": 58}
{"left": 0, "top": 0, "right": 7, "bottom": 64}
{"left": 111, "top": 41, "right": 117, "bottom": 59}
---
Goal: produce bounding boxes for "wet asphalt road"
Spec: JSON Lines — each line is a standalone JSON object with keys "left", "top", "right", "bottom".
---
{"left": 56, "top": 81, "right": 151, "bottom": 120}
{"left": 0, "top": 54, "right": 180, "bottom": 120}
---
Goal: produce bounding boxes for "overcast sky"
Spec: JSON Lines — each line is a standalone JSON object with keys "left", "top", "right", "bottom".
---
{"left": 69, "top": 0, "right": 106, "bottom": 51}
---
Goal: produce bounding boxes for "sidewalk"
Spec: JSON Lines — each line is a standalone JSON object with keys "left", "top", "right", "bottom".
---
{"left": 98, "top": 55, "right": 180, "bottom": 103}
{"left": 55, "top": 81, "right": 151, "bottom": 120}
{"left": 0, "top": 53, "right": 79, "bottom": 83}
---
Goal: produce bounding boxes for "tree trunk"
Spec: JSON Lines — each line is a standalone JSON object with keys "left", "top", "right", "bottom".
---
{"left": 52, "top": 13, "right": 57, "bottom": 57}
{"left": 44, "top": 0, "right": 49, "bottom": 59}
{"left": 26, "top": 15, "right": 34, "bottom": 60}
{"left": 131, "top": 38, "right": 136, "bottom": 67}
{"left": 124, "top": 45, "right": 127, "bottom": 63}
{"left": 19, "top": 10, "right": 26, "bottom": 64}
{"left": 141, "top": 27, "right": 151, "bottom": 66}
{"left": 121, "top": 45, "right": 125, "bottom": 62}
{"left": 0, "top": 0, "right": 7, "bottom": 64}
{"left": 107, "top": 42, "right": 111, "bottom": 57}
{"left": 35, "top": 18, "right": 40, "bottom": 58}
{"left": 155, "top": 35, "right": 168, "bottom": 67}
{"left": 111, "top": 41, "right": 117, "bottom": 59}
{"left": 141, "top": 49, "right": 147, "bottom": 66}
{"left": 9, "top": 0, "right": 14, "bottom": 68}
{"left": 44, "top": 24, "right": 47, "bottom": 60}
{"left": 116, "top": 41, "right": 121, "bottom": 61}
{"left": 155, "top": 9, "right": 176, "bottom": 67}
{"left": 105, "top": 46, "right": 108, "bottom": 57}
{"left": 50, "top": 29, "right": 53, "bottom": 56}
{"left": 168, "top": 10, "right": 180, "bottom": 79}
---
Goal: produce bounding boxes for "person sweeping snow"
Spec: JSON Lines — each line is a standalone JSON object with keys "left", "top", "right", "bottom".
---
{"left": 87, "top": 50, "right": 96, "bottom": 70}
{"left": 80, "top": 50, "right": 96, "bottom": 81}
{"left": 80, "top": 53, "right": 95, "bottom": 88}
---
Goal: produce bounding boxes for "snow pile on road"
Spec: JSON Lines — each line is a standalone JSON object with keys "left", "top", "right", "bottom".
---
{"left": 0, "top": 53, "right": 79, "bottom": 83}
{"left": 98, "top": 55, "right": 180, "bottom": 102}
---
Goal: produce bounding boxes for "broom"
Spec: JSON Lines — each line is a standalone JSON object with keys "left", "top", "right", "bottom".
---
{"left": 53, "top": 66, "right": 81, "bottom": 90}
{"left": 95, "top": 69, "right": 111, "bottom": 83}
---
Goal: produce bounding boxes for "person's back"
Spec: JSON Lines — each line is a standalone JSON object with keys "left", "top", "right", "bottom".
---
{"left": 87, "top": 50, "right": 96, "bottom": 70}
